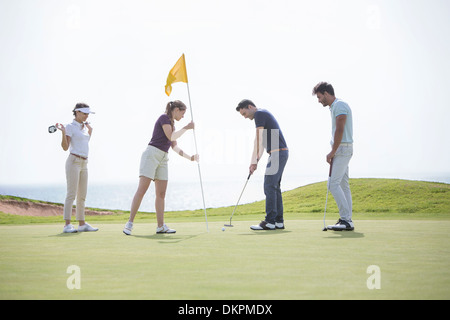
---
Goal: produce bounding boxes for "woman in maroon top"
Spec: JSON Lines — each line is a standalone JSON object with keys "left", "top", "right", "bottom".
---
{"left": 123, "top": 100, "right": 198, "bottom": 235}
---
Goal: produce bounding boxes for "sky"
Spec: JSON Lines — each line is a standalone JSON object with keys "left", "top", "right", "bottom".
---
{"left": 1, "top": 0, "right": 449, "bottom": 187}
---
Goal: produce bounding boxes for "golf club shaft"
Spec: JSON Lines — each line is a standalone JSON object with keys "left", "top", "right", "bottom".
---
{"left": 227, "top": 173, "right": 252, "bottom": 226}
{"left": 323, "top": 159, "right": 333, "bottom": 229}
{"left": 323, "top": 188, "right": 329, "bottom": 229}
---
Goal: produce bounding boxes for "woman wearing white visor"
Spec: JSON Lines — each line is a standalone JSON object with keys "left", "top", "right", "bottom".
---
{"left": 56, "top": 103, "right": 98, "bottom": 233}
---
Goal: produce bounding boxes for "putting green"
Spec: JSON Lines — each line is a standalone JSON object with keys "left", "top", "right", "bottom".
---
{"left": 1, "top": 220, "right": 449, "bottom": 300}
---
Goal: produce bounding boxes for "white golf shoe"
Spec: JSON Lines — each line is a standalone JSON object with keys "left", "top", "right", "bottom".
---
{"left": 275, "top": 222, "right": 285, "bottom": 229}
{"left": 250, "top": 221, "right": 275, "bottom": 230}
{"left": 123, "top": 221, "right": 133, "bottom": 235}
{"left": 77, "top": 222, "right": 99, "bottom": 232}
{"left": 327, "top": 219, "right": 354, "bottom": 231}
{"left": 156, "top": 224, "right": 176, "bottom": 234}
{"left": 63, "top": 224, "right": 77, "bottom": 233}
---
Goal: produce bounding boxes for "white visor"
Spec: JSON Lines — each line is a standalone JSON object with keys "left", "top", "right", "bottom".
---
{"left": 76, "top": 107, "right": 95, "bottom": 114}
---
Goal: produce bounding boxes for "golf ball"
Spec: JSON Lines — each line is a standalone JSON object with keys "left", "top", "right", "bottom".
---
{"left": 222, "top": 227, "right": 225, "bottom": 231}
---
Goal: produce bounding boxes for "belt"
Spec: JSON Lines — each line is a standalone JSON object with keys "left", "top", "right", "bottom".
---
{"left": 339, "top": 143, "right": 353, "bottom": 147}
{"left": 71, "top": 153, "right": 88, "bottom": 160}
{"left": 269, "top": 148, "right": 288, "bottom": 154}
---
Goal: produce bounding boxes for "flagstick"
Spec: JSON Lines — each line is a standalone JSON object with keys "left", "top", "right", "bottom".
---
{"left": 186, "top": 82, "right": 209, "bottom": 233}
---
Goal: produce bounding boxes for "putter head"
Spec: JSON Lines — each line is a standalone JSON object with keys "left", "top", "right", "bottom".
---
{"left": 224, "top": 224, "right": 233, "bottom": 227}
{"left": 322, "top": 227, "right": 327, "bottom": 231}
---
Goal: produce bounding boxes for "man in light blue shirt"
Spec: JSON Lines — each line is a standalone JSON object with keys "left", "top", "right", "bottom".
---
{"left": 330, "top": 99, "right": 353, "bottom": 147}
{"left": 313, "top": 82, "right": 354, "bottom": 231}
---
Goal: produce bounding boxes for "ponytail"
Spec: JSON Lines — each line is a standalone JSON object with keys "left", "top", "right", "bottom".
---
{"left": 165, "top": 100, "right": 187, "bottom": 128}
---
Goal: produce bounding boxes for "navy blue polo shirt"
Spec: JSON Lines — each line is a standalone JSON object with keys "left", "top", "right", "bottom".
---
{"left": 254, "top": 109, "right": 287, "bottom": 153}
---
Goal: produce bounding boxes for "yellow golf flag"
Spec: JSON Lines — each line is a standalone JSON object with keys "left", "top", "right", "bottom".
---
{"left": 165, "top": 54, "right": 188, "bottom": 96}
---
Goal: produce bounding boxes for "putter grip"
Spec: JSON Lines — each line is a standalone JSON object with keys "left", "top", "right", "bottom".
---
{"left": 328, "top": 159, "right": 333, "bottom": 177}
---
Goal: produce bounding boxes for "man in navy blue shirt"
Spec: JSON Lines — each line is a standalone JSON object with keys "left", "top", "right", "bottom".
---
{"left": 236, "top": 99, "right": 289, "bottom": 230}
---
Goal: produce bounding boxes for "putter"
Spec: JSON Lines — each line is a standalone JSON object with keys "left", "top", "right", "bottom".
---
{"left": 224, "top": 173, "right": 252, "bottom": 227}
{"left": 323, "top": 159, "right": 333, "bottom": 231}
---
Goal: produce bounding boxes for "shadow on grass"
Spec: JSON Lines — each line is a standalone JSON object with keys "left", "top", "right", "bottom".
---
{"left": 323, "top": 230, "right": 365, "bottom": 238}
{"left": 238, "top": 230, "right": 293, "bottom": 236}
{"left": 50, "top": 232, "right": 82, "bottom": 237}
{"left": 131, "top": 233, "right": 202, "bottom": 244}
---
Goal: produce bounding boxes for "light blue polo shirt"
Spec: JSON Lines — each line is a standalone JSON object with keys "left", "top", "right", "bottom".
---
{"left": 330, "top": 99, "right": 353, "bottom": 144}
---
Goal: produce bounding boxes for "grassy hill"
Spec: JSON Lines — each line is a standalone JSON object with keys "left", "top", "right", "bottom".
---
{"left": 183, "top": 178, "right": 450, "bottom": 219}
{"left": 284, "top": 178, "right": 450, "bottom": 214}
{"left": 1, "top": 178, "right": 449, "bottom": 224}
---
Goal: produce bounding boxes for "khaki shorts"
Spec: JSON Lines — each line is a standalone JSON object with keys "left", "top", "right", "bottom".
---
{"left": 139, "top": 145, "right": 169, "bottom": 180}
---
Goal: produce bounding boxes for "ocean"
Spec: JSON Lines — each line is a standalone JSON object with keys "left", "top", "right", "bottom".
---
{"left": 1, "top": 174, "right": 449, "bottom": 213}
{"left": 0, "top": 175, "right": 318, "bottom": 213}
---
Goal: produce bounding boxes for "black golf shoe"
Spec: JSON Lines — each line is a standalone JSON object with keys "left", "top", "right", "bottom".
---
{"left": 327, "top": 219, "right": 354, "bottom": 231}
{"left": 250, "top": 221, "right": 275, "bottom": 230}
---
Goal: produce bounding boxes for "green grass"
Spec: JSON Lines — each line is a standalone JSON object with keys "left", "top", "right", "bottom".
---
{"left": 0, "top": 178, "right": 449, "bottom": 300}
{"left": 1, "top": 221, "right": 449, "bottom": 300}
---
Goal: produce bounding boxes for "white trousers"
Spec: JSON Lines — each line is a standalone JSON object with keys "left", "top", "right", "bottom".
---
{"left": 329, "top": 145, "right": 353, "bottom": 221}
{"left": 64, "top": 154, "right": 88, "bottom": 221}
